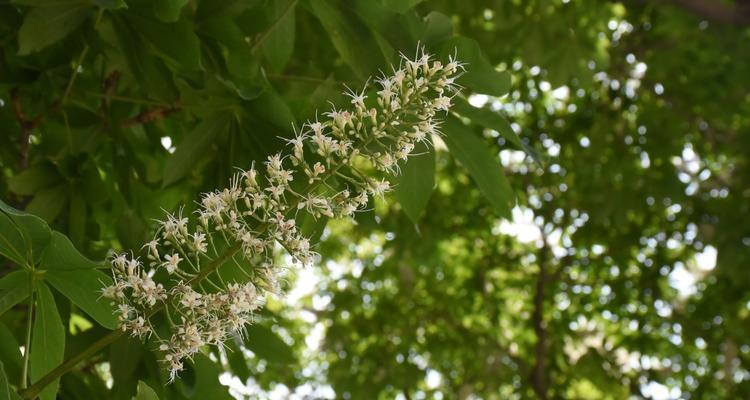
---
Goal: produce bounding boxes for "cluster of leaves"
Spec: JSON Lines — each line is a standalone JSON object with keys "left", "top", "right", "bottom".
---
{"left": 0, "top": 0, "right": 523, "bottom": 399}
{"left": 284, "top": 0, "right": 750, "bottom": 399}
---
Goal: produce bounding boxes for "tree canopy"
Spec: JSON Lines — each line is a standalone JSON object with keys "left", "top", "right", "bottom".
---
{"left": 1, "top": 0, "right": 749, "bottom": 399}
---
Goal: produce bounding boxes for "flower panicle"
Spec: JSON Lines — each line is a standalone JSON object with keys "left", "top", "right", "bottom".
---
{"left": 102, "top": 47, "right": 462, "bottom": 380}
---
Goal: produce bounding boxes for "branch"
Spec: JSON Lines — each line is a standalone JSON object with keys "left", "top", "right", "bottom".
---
{"left": 530, "top": 232, "right": 550, "bottom": 400}
{"left": 120, "top": 106, "right": 180, "bottom": 128}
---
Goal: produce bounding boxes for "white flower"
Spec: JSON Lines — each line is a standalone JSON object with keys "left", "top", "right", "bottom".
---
{"left": 242, "top": 167, "right": 258, "bottom": 189}
{"left": 162, "top": 253, "right": 182, "bottom": 274}
{"left": 143, "top": 240, "right": 160, "bottom": 260}
{"left": 434, "top": 96, "right": 452, "bottom": 111}
{"left": 106, "top": 48, "right": 462, "bottom": 380}
{"left": 346, "top": 86, "right": 368, "bottom": 109}
{"left": 192, "top": 232, "right": 207, "bottom": 253}
{"left": 101, "top": 285, "right": 118, "bottom": 299}
{"left": 266, "top": 185, "right": 285, "bottom": 200}
{"left": 368, "top": 179, "right": 391, "bottom": 197}
{"left": 180, "top": 290, "right": 203, "bottom": 310}
{"left": 112, "top": 254, "right": 127, "bottom": 271}
{"left": 117, "top": 303, "right": 132, "bottom": 321}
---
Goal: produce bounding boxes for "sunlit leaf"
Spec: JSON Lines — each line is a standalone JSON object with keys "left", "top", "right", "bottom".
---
{"left": 442, "top": 117, "right": 514, "bottom": 218}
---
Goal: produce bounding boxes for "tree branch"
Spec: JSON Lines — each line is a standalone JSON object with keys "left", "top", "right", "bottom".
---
{"left": 531, "top": 233, "right": 550, "bottom": 400}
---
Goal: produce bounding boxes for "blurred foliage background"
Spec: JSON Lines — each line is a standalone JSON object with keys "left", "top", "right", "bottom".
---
{"left": 1, "top": 0, "right": 749, "bottom": 399}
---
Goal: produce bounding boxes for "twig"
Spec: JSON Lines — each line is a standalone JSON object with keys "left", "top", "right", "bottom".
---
{"left": 531, "top": 231, "right": 550, "bottom": 400}
{"left": 120, "top": 106, "right": 180, "bottom": 128}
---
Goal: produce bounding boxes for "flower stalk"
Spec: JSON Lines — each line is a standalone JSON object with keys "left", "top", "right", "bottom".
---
{"left": 19, "top": 48, "right": 462, "bottom": 396}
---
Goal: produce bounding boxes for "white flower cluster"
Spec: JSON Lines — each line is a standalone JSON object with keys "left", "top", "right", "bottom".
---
{"left": 102, "top": 49, "right": 462, "bottom": 381}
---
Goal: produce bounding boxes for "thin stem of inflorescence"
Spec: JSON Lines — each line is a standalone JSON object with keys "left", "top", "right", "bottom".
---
{"left": 97, "top": 48, "right": 463, "bottom": 382}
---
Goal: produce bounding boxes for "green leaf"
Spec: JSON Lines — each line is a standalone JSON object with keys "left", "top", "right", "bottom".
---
{"left": 17, "top": 3, "right": 92, "bottom": 55}
{"left": 298, "top": 212, "right": 328, "bottom": 241}
{"left": 115, "top": 209, "right": 148, "bottom": 252}
{"left": 378, "top": 0, "right": 424, "bottom": 13}
{"left": 46, "top": 269, "right": 116, "bottom": 329}
{"left": 453, "top": 97, "right": 542, "bottom": 164}
{"left": 310, "top": 0, "right": 386, "bottom": 79}
{"left": 7, "top": 164, "right": 59, "bottom": 196}
{"left": 225, "top": 336, "right": 250, "bottom": 381}
{"left": 248, "top": 86, "right": 295, "bottom": 131}
{"left": 437, "top": 36, "right": 511, "bottom": 97}
{"left": 0, "top": 322, "right": 23, "bottom": 384}
{"left": 262, "top": 0, "right": 296, "bottom": 72}
{"left": 153, "top": 0, "right": 188, "bottom": 22}
{"left": 109, "top": 336, "right": 143, "bottom": 398}
{"left": 0, "top": 200, "right": 52, "bottom": 267}
{"left": 0, "top": 213, "right": 30, "bottom": 267}
{"left": 39, "top": 231, "right": 100, "bottom": 271}
{"left": 25, "top": 184, "right": 68, "bottom": 224}
{"left": 135, "top": 381, "right": 159, "bottom": 400}
{"left": 442, "top": 117, "right": 514, "bottom": 218}
{"left": 111, "top": 15, "right": 178, "bottom": 101}
{"left": 199, "top": 17, "right": 265, "bottom": 99}
{"left": 124, "top": 13, "right": 201, "bottom": 72}
{"left": 68, "top": 191, "right": 86, "bottom": 248}
{"left": 245, "top": 324, "right": 295, "bottom": 364}
{"left": 421, "top": 11, "right": 453, "bottom": 45}
{"left": 189, "top": 354, "right": 233, "bottom": 400}
{"left": 30, "top": 283, "right": 65, "bottom": 400}
{"left": 93, "top": 0, "right": 127, "bottom": 9}
{"left": 163, "top": 114, "right": 233, "bottom": 186}
{"left": 395, "top": 141, "right": 435, "bottom": 223}
{"left": 0, "top": 361, "right": 22, "bottom": 400}
{"left": 0, "top": 271, "right": 31, "bottom": 316}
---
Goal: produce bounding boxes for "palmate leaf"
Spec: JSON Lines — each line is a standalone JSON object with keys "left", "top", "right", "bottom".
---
{"left": 0, "top": 202, "right": 116, "bottom": 329}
